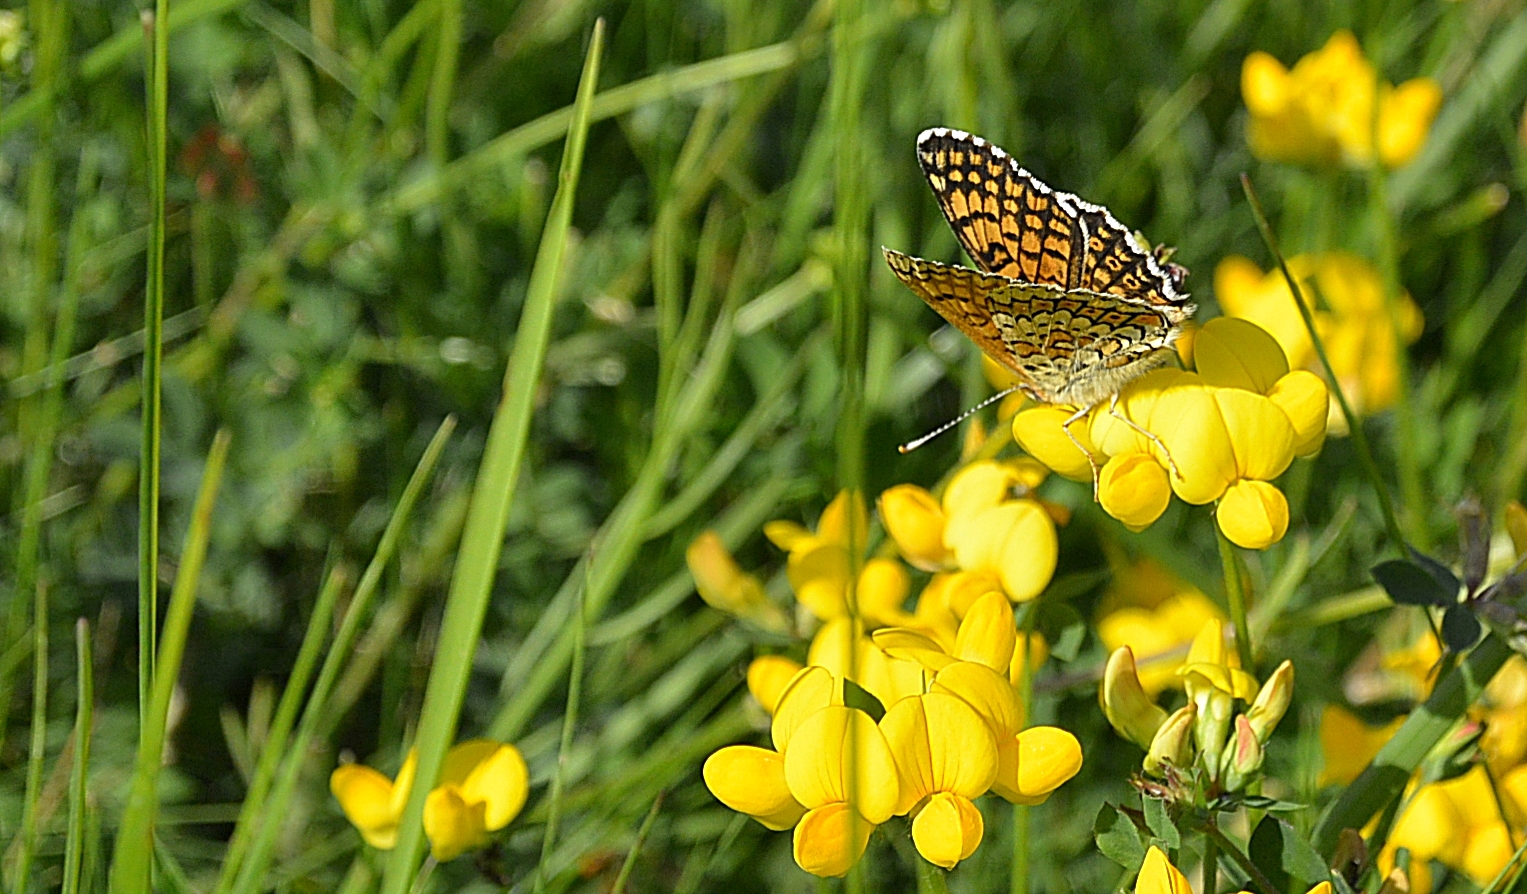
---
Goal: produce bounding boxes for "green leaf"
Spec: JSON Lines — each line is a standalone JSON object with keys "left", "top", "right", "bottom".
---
{"left": 842, "top": 679, "right": 885, "bottom": 722}
{"left": 1036, "top": 602, "right": 1087, "bottom": 662}
{"left": 1371, "top": 559, "right": 1455, "bottom": 606}
{"left": 1094, "top": 804, "right": 1146, "bottom": 869}
{"left": 1442, "top": 604, "right": 1482, "bottom": 652}
{"left": 1239, "top": 795, "right": 1307, "bottom": 813}
{"left": 1143, "top": 796, "right": 1180, "bottom": 849}
{"left": 1410, "top": 548, "right": 1463, "bottom": 596}
{"left": 1250, "top": 815, "right": 1330, "bottom": 894}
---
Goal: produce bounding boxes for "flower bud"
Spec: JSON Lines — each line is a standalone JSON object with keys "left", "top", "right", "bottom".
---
{"left": 1246, "top": 660, "right": 1294, "bottom": 743}
{"left": 1217, "top": 480, "right": 1290, "bottom": 549}
{"left": 1220, "top": 714, "right": 1265, "bottom": 791}
{"left": 688, "top": 531, "right": 790, "bottom": 632}
{"left": 1193, "top": 686, "right": 1233, "bottom": 778}
{"left": 1144, "top": 704, "right": 1197, "bottom": 775}
{"left": 1101, "top": 647, "right": 1169, "bottom": 749}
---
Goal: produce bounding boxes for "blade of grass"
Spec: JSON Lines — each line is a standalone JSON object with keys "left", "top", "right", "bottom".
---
{"left": 610, "top": 792, "right": 665, "bottom": 894}
{"left": 222, "top": 417, "right": 455, "bottom": 894}
{"left": 533, "top": 576, "right": 588, "bottom": 893}
{"left": 1240, "top": 174, "right": 1408, "bottom": 556}
{"left": 13, "top": 578, "right": 50, "bottom": 892}
{"left": 378, "top": 22, "right": 604, "bottom": 892}
{"left": 139, "top": 0, "right": 171, "bottom": 736}
{"left": 109, "top": 430, "right": 231, "bottom": 894}
{"left": 62, "top": 619, "right": 94, "bottom": 894}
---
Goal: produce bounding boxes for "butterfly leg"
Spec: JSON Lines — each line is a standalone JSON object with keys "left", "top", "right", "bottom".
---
{"left": 1060, "top": 404, "right": 1103, "bottom": 500}
{"left": 1106, "top": 394, "right": 1182, "bottom": 480}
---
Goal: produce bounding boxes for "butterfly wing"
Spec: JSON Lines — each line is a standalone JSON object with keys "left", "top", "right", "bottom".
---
{"left": 916, "top": 128, "right": 1193, "bottom": 322}
{"left": 883, "top": 247, "right": 1032, "bottom": 381}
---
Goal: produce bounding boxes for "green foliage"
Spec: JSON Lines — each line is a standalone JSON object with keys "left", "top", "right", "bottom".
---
{"left": 2, "top": 0, "right": 1527, "bottom": 891}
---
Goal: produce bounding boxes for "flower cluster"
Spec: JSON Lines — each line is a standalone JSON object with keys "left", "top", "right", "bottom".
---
{"left": 1102, "top": 620, "right": 1292, "bottom": 796}
{"left": 1241, "top": 30, "right": 1442, "bottom": 169}
{"left": 704, "top": 593, "right": 1081, "bottom": 875}
{"left": 331, "top": 739, "right": 529, "bottom": 862}
{"left": 1216, "top": 252, "right": 1423, "bottom": 421}
{"left": 1013, "top": 317, "right": 1329, "bottom": 549}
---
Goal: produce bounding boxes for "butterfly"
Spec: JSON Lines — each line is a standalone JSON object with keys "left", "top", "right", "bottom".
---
{"left": 885, "top": 128, "right": 1194, "bottom": 414}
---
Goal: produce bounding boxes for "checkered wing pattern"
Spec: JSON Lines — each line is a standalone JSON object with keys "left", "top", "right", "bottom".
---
{"left": 883, "top": 248, "right": 1179, "bottom": 404}
{"left": 915, "top": 128, "right": 1190, "bottom": 319}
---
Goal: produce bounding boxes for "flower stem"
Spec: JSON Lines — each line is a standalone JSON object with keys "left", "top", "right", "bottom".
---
{"left": 1203, "top": 833, "right": 1218, "bottom": 894}
{"left": 1216, "top": 526, "right": 1255, "bottom": 670}
{"left": 1239, "top": 174, "right": 1409, "bottom": 558}
{"left": 917, "top": 857, "right": 951, "bottom": 894}
{"left": 1011, "top": 803, "right": 1030, "bottom": 894}
{"left": 1199, "top": 818, "right": 1283, "bottom": 894}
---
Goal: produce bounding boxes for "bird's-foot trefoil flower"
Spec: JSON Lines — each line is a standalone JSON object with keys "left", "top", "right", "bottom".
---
{"left": 330, "top": 739, "right": 529, "bottom": 862}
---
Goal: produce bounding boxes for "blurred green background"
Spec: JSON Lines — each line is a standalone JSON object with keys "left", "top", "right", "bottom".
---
{"left": 3, "top": 0, "right": 1527, "bottom": 890}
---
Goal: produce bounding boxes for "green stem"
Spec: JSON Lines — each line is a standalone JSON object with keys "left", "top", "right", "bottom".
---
{"left": 1203, "top": 832, "right": 1218, "bottom": 894}
{"left": 1011, "top": 803, "right": 1031, "bottom": 894}
{"left": 1199, "top": 819, "right": 1282, "bottom": 894}
{"left": 1216, "top": 526, "right": 1255, "bottom": 669}
{"left": 917, "top": 857, "right": 951, "bottom": 894}
{"left": 1240, "top": 174, "right": 1408, "bottom": 557}
{"left": 1366, "top": 161, "right": 1423, "bottom": 546}
{"left": 533, "top": 579, "right": 588, "bottom": 893}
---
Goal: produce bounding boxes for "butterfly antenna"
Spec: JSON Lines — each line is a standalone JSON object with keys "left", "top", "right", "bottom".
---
{"left": 898, "top": 387, "right": 1021, "bottom": 454}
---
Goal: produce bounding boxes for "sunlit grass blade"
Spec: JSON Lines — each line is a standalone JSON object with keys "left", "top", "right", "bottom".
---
{"left": 62, "top": 619, "right": 94, "bottom": 894}
{"left": 222, "top": 417, "right": 456, "bottom": 894}
{"left": 377, "top": 21, "right": 604, "bottom": 892}
{"left": 611, "top": 792, "right": 665, "bottom": 894}
{"left": 110, "top": 430, "right": 231, "bottom": 894}
{"left": 1240, "top": 174, "right": 1407, "bottom": 556}
{"left": 13, "top": 577, "right": 50, "bottom": 892}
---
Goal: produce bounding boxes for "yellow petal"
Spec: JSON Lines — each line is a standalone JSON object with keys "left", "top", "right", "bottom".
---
{"left": 793, "top": 803, "right": 873, "bottom": 878}
{"left": 953, "top": 591, "right": 1017, "bottom": 673}
{"left": 942, "top": 460, "right": 1020, "bottom": 522}
{"left": 1008, "top": 632, "right": 1049, "bottom": 687}
{"left": 748, "top": 655, "right": 805, "bottom": 715}
{"left": 443, "top": 740, "right": 529, "bottom": 831}
{"left": 1318, "top": 705, "right": 1403, "bottom": 787}
{"left": 880, "top": 484, "right": 950, "bottom": 571}
{"left": 703, "top": 745, "right": 806, "bottom": 831}
{"left": 1137, "top": 845, "right": 1192, "bottom": 894}
{"left": 1389, "top": 783, "right": 1464, "bottom": 862}
{"left": 1147, "top": 381, "right": 1237, "bottom": 504}
{"left": 817, "top": 490, "right": 869, "bottom": 550}
{"left": 423, "top": 785, "right": 488, "bottom": 862}
{"left": 933, "top": 660, "right": 1022, "bottom": 740}
{"left": 788, "top": 542, "right": 851, "bottom": 621}
{"left": 858, "top": 557, "right": 912, "bottom": 626}
{"left": 783, "top": 705, "right": 900, "bottom": 823}
{"left": 763, "top": 520, "right": 811, "bottom": 552}
{"left": 1193, "top": 317, "right": 1290, "bottom": 393}
{"left": 1242, "top": 51, "right": 1292, "bottom": 117}
{"left": 998, "top": 726, "right": 1084, "bottom": 805}
{"left": 911, "top": 792, "right": 984, "bottom": 869}
{"left": 1011, "top": 406, "right": 1095, "bottom": 482}
{"left": 330, "top": 763, "right": 403, "bottom": 849}
{"left": 1267, "top": 370, "right": 1329, "bottom": 456}
{"left": 772, "top": 664, "right": 838, "bottom": 753}
{"left": 1217, "top": 479, "right": 1290, "bottom": 549}
{"left": 1098, "top": 453, "right": 1171, "bottom": 531}
{"left": 872, "top": 627, "right": 957, "bottom": 673}
{"left": 929, "top": 569, "right": 1006, "bottom": 620}
{"left": 1461, "top": 822, "right": 1514, "bottom": 886}
{"left": 1379, "top": 77, "right": 1442, "bottom": 169}
{"left": 1215, "top": 389, "right": 1296, "bottom": 481}
{"left": 929, "top": 499, "right": 1053, "bottom": 605}
{"left": 1213, "top": 256, "right": 1270, "bottom": 318}
{"left": 880, "top": 692, "right": 999, "bottom": 806}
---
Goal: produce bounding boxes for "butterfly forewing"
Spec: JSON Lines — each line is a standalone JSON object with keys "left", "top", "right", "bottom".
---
{"left": 915, "top": 128, "right": 1191, "bottom": 320}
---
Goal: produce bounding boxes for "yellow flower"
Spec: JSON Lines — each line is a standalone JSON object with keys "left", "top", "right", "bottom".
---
{"left": 1101, "top": 647, "right": 1169, "bottom": 749}
{"left": 1242, "top": 30, "right": 1442, "bottom": 170}
{"left": 1380, "top": 766, "right": 1520, "bottom": 894}
{"left": 687, "top": 531, "right": 790, "bottom": 633}
{"left": 880, "top": 692, "right": 998, "bottom": 868}
{"left": 1098, "top": 591, "right": 1224, "bottom": 696}
{"left": 331, "top": 740, "right": 529, "bottom": 861}
{"left": 1136, "top": 846, "right": 1192, "bottom": 894}
{"left": 747, "top": 654, "right": 805, "bottom": 715}
{"left": 807, "top": 617, "right": 928, "bottom": 710}
{"left": 784, "top": 699, "right": 900, "bottom": 876}
{"left": 876, "top": 592, "right": 1082, "bottom": 806}
{"left": 1012, "top": 319, "right": 1326, "bottom": 548}
{"left": 422, "top": 741, "right": 531, "bottom": 861}
{"left": 1216, "top": 253, "right": 1422, "bottom": 420}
